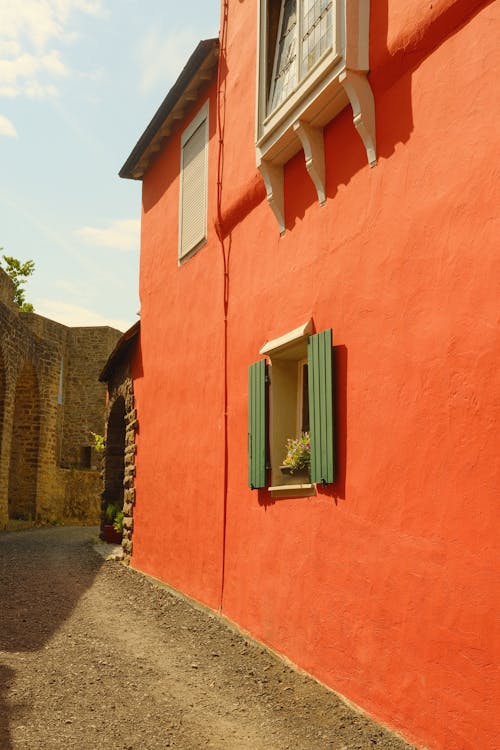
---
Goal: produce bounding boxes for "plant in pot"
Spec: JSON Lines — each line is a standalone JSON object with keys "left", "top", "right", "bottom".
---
{"left": 113, "top": 510, "right": 124, "bottom": 535}
{"left": 103, "top": 502, "right": 123, "bottom": 544}
{"left": 280, "top": 432, "right": 311, "bottom": 480}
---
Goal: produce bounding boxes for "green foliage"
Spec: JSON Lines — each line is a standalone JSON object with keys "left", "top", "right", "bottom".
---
{"left": 113, "top": 511, "right": 124, "bottom": 534}
{"left": 104, "top": 503, "right": 123, "bottom": 535}
{"left": 282, "top": 432, "right": 311, "bottom": 473}
{"left": 105, "top": 503, "right": 119, "bottom": 524}
{"left": 90, "top": 431, "right": 105, "bottom": 453}
{"left": 0, "top": 252, "right": 35, "bottom": 312}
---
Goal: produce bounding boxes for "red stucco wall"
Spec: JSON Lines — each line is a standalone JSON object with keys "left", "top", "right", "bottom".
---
{"left": 130, "top": 2, "right": 499, "bottom": 748}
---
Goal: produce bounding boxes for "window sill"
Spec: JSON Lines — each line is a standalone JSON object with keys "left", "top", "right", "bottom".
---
{"left": 178, "top": 236, "right": 207, "bottom": 265}
{"left": 268, "top": 484, "right": 317, "bottom": 499}
{"left": 256, "top": 55, "right": 346, "bottom": 166}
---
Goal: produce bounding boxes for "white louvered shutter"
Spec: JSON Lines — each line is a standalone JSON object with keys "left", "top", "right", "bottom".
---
{"left": 179, "top": 112, "right": 208, "bottom": 259}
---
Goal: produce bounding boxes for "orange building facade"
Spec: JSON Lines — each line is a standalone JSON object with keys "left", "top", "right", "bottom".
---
{"left": 121, "top": 2, "right": 499, "bottom": 748}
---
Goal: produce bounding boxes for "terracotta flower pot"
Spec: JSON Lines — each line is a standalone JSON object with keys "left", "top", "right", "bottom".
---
{"left": 103, "top": 524, "right": 122, "bottom": 545}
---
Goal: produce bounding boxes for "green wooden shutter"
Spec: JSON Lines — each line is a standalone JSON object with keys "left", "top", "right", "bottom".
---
{"left": 248, "top": 359, "right": 267, "bottom": 489}
{"left": 308, "top": 329, "right": 334, "bottom": 484}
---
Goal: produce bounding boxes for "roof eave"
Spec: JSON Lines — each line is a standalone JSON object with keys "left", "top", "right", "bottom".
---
{"left": 99, "top": 321, "right": 140, "bottom": 382}
{"left": 119, "top": 38, "right": 219, "bottom": 181}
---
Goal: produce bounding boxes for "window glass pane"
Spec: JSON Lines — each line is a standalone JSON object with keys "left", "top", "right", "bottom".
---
{"left": 269, "top": 0, "right": 298, "bottom": 112}
{"left": 301, "top": 0, "right": 333, "bottom": 75}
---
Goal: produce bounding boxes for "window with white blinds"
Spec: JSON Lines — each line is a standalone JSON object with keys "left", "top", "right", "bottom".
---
{"left": 179, "top": 101, "right": 209, "bottom": 261}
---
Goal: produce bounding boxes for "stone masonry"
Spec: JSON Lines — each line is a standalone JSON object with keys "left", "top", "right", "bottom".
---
{"left": 0, "top": 267, "right": 122, "bottom": 528}
{"left": 99, "top": 322, "right": 138, "bottom": 564}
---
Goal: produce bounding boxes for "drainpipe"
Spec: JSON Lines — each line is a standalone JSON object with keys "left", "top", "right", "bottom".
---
{"left": 215, "top": 0, "right": 230, "bottom": 614}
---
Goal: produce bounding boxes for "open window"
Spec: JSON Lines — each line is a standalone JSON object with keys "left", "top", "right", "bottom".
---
{"left": 256, "top": 0, "right": 376, "bottom": 232}
{"left": 248, "top": 322, "right": 334, "bottom": 497}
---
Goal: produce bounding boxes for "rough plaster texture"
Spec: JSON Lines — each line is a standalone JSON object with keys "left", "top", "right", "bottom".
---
{"left": 126, "top": 2, "right": 499, "bottom": 749}
{"left": 0, "top": 269, "right": 121, "bottom": 527}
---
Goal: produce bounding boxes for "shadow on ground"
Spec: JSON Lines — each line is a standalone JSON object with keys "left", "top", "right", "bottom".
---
{"left": 0, "top": 526, "right": 103, "bottom": 749}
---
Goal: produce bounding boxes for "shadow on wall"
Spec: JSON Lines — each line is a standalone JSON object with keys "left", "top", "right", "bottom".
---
{"left": 103, "top": 396, "right": 127, "bottom": 513}
{"left": 287, "top": 0, "right": 495, "bottom": 226}
{"left": 8, "top": 361, "right": 40, "bottom": 522}
{"left": 285, "top": 2, "right": 412, "bottom": 230}
{"left": 0, "top": 527, "right": 103, "bottom": 749}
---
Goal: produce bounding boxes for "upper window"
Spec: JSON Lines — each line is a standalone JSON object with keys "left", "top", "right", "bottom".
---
{"left": 179, "top": 101, "right": 209, "bottom": 262}
{"left": 256, "top": 1, "right": 375, "bottom": 232}
{"left": 268, "top": 0, "right": 334, "bottom": 114}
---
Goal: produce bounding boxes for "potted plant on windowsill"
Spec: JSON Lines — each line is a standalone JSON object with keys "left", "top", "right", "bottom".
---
{"left": 103, "top": 503, "right": 123, "bottom": 544}
{"left": 280, "top": 432, "right": 311, "bottom": 481}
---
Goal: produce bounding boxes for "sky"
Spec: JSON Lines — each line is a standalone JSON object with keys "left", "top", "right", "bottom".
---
{"left": 0, "top": 1, "right": 220, "bottom": 331}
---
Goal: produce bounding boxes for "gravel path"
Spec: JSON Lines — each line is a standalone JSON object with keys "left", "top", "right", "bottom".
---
{"left": 0, "top": 526, "right": 416, "bottom": 750}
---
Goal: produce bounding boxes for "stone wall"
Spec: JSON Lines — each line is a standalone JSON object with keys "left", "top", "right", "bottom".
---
{"left": 100, "top": 325, "right": 138, "bottom": 564}
{"left": 61, "top": 468, "right": 102, "bottom": 523}
{"left": 61, "top": 327, "right": 122, "bottom": 469}
{"left": 0, "top": 267, "right": 122, "bottom": 528}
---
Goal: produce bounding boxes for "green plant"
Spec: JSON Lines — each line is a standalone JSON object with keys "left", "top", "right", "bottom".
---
{"left": 0, "top": 253, "right": 35, "bottom": 311}
{"left": 113, "top": 511, "right": 124, "bottom": 534}
{"left": 282, "top": 432, "right": 311, "bottom": 473}
{"left": 105, "top": 503, "right": 119, "bottom": 524}
{"left": 90, "top": 431, "right": 105, "bottom": 453}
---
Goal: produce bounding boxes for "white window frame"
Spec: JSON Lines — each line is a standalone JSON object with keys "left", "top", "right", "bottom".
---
{"left": 256, "top": 0, "right": 376, "bottom": 233}
{"left": 260, "top": 320, "right": 316, "bottom": 496}
{"left": 261, "top": 0, "right": 342, "bottom": 136}
{"left": 178, "top": 100, "right": 209, "bottom": 262}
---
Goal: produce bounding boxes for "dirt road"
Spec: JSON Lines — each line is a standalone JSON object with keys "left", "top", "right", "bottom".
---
{"left": 0, "top": 527, "right": 415, "bottom": 749}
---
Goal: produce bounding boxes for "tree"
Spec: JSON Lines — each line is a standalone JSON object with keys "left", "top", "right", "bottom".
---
{"left": 0, "top": 252, "right": 35, "bottom": 312}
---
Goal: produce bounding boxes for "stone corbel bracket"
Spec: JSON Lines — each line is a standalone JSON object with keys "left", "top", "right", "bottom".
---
{"left": 340, "top": 69, "right": 377, "bottom": 167}
{"left": 257, "top": 70, "right": 376, "bottom": 233}
{"left": 293, "top": 120, "right": 326, "bottom": 205}
{"left": 257, "top": 159, "right": 285, "bottom": 234}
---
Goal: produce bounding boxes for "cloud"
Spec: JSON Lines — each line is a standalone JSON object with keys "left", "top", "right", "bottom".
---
{"left": 35, "top": 298, "right": 131, "bottom": 331}
{"left": 75, "top": 219, "right": 140, "bottom": 251}
{"left": 0, "top": 0, "right": 104, "bottom": 99}
{"left": 0, "top": 114, "right": 17, "bottom": 137}
{"left": 0, "top": 1, "right": 104, "bottom": 49}
{"left": 136, "top": 27, "right": 200, "bottom": 94}
{"left": 0, "top": 40, "right": 21, "bottom": 56}
{"left": 0, "top": 51, "right": 68, "bottom": 98}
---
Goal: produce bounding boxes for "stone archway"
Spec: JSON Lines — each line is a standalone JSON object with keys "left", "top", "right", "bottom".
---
{"left": 8, "top": 361, "right": 40, "bottom": 520}
{"left": 104, "top": 395, "right": 126, "bottom": 511}
{"left": 101, "top": 375, "right": 137, "bottom": 564}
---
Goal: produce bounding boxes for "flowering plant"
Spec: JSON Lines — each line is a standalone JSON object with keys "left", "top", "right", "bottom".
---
{"left": 90, "top": 431, "right": 105, "bottom": 453}
{"left": 282, "top": 432, "right": 311, "bottom": 473}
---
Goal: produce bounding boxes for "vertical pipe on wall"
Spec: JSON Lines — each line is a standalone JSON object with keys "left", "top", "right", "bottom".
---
{"left": 215, "top": 0, "right": 230, "bottom": 613}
